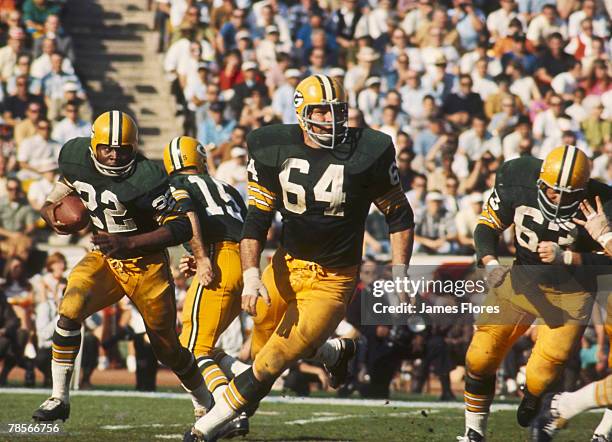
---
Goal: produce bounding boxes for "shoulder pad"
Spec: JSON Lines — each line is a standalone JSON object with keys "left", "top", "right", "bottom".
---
{"left": 246, "top": 125, "right": 393, "bottom": 172}
{"left": 246, "top": 124, "right": 303, "bottom": 167}
{"left": 58, "top": 137, "right": 92, "bottom": 178}
{"left": 497, "top": 156, "right": 541, "bottom": 191}
{"left": 130, "top": 157, "right": 168, "bottom": 189}
{"left": 344, "top": 127, "right": 393, "bottom": 173}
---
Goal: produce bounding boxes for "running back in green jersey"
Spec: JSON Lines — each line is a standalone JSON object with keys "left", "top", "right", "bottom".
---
{"left": 170, "top": 173, "right": 246, "bottom": 245}
{"left": 59, "top": 137, "right": 180, "bottom": 237}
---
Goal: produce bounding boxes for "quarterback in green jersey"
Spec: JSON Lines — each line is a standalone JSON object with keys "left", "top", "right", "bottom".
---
{"left": 163, "top": 135, "right": 249, "bottom": 437}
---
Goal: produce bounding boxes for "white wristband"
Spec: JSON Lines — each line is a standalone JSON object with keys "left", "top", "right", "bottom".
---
{"left": 45, "top": 181, "right": 73, "bottom": 204}
{"left": 242, "top": 267, "right": 260, "bottom": 283}
{"left": 562, "top": 251, "right": 573, "bottom": 266}
{"left": 598, "top": 232, "right": 612, "bottom": 249}
{"left": 485, "top": 259, "right": 500, "bottom": 267}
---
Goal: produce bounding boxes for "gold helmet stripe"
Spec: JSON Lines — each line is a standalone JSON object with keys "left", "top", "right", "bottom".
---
{"left": 110, "top": 110, "right": 121, "bottom": 146}
{"left": 558, "top": 144, "right": 577, "bottom": 189}
{"left": 315, "top": 74, "right": 333, "bottom": 101}
{"left": 170, "top": 136, "right": 183, "bottom": 171}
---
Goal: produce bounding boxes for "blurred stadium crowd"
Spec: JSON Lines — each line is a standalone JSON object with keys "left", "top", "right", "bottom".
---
{"left": 0, "top": 0, "right": 610, "bottom": 401}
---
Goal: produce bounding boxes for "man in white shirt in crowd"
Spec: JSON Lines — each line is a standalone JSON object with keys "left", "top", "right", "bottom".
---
{"left": 502, "top": 114, "right": 538, "bottom": 160}
{"left": 271, "top": 68, "right": 301, "bottom": 124}
{"left": 16, "top": 119, "right": 61, "bottom": 182}
{"left": 400, "top": 69, "right": 432, "bottom": 120}
{"left": 551, "top": 59, "right": 582, "bottom": 102}
{"left": 30, "top": 38, "right": 74, "bottom": 80}
{"left": 27, "top": 159, "right": 58, "bottom": 211}
{"left": 51, "top": 101, "right": 90, "bottom": 145}
{"left": 533, "top": 94, "right": 569, "bottom": 141}
{"left": 0, "top": 27, "right": 25, "bottom": 83}
{"left": 214, "top": 146, "right": 248, "bottom": 200}
{"left": 458, "top": 114, "right": 502, "bottom": 161}
{"left": 486, "top": 0, "right": 522, "bottom": 41}
{"left": 471, "top": 58, "right": 499, "bottom": 101}
{"left": 526, "top": 4, "right": 567, "bottom": 48}
{"left": 567, "top": 0, "right": 608, "bottom": 38}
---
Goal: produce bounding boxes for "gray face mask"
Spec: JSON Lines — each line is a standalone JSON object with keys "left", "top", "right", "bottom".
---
{"left": 536, "top": 180, "right": 582, "bottom": 225}
{"left": 299, "top": 102, "right": 349, "bottom": 149}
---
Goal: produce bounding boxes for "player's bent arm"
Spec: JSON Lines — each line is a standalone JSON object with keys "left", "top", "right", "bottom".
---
{"left": 474, "top": 223, "right": 503, "bottom": 264}
{"left": 186, "top": 211, "right": 212, "bottom": 268}
{"left": 40, "top": 179, "right": 75, "bottom": 234}
{"left": 144, "top": 215, "right": 193, "bottom": 249}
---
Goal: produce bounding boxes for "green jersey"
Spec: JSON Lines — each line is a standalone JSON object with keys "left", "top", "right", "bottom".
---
{"left": 58, "top": 137, "right": 190, "bottom": 255}
{"left": 243, "top": 124, "right": 415, "bottom": 268}
{"left": 476, "top": 156, "right": 612, "bottom": 289}
{"left": 170, "top": 173, "right": 246, "bottom": 246}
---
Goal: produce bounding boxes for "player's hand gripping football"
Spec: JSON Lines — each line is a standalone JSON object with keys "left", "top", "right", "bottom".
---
{"left": 40, "top": 202, "right": 68, "bottom": 234}
{"left": 92, "top": 232, "right": 133, "bottom": 258}
{"left": 573, "top": 196, "right": 611, "bottom": 241}
{"left": 241, "top": 267, "right": 270, "bottom": 316}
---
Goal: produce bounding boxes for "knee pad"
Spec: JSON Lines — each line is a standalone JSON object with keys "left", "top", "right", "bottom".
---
{"left": 525, "top": 354, "right": 563, "bottom": 396}
{"left": 58, "top": 289, "right": 87, "bottom": 323}
{"left": 466, "top": 330, "right": 508, "bottom": 377}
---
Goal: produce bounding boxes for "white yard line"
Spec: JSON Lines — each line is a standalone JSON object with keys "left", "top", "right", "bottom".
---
{"left": 0, "top": 387, "right": 519, "bottom": 411}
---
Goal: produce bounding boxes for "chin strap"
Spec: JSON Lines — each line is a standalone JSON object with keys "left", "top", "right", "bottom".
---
{"left": 89, "top": 148, "right": 135, "bottom": 177}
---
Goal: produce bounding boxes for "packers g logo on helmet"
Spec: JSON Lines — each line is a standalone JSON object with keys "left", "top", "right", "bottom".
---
{"left": 294, "top": 74, "right": 348, "bottom": 149}
{"left": 90, "top": 110, "right": 138, "bottom": 176}
{"left": 537, "top": 144, "right": 591, "bottom": 223}
{"left": 163, "top": 136, "right": 207, "bottom": 175}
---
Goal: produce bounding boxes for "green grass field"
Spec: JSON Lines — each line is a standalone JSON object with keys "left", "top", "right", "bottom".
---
{"left": 0, "top": 390, "right": 602, "bottom": 441}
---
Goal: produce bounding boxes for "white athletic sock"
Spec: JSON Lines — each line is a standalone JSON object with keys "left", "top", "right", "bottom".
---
{"left": 557, "top": 382, "right": 597, "bottom": 420}
{"left": 212, "top": 384, "right": 227, "bottom": 406}
{"left": 594, "top": 408, "right": 612, "bottom": 437}
{"left": 193, "top": 389, "right": 237, "bottom": 437}
{"left": 465, "top": 410, "right": 488, "bottom": 437}
{"left": 312, "top": 339, "right": 342, "bottom": 367}
{"left": 51, "top": 361, "right": 73, "bottom": 403}
{"left": 183, "top": 382, "right": 211, "bottom": 411}
{"left": 51, "top": 325, "right": 81, "bottom": 403}
{"left": 218, "top": 354, "right": 250, "bottom": 378}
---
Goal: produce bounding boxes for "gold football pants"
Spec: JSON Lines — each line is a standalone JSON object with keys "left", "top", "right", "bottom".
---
{"left": 251, "top": 249, "right": 358, "bottom": 382}
{"left": 59, "top": 249, "right": 182, "bottom": 367}
{"left": 466, "top": 272, "right": 592, "bottom": 396}
{"left": 179, "top": 241, "right": 243, "bottom": 358}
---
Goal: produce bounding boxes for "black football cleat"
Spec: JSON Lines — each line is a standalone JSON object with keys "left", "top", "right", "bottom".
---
{"left": 327, "top": 338, "right": 357, "bottom": 389}
{"left": 183, "top": 427, "right": 217, "bottom": 442}
{"left": 530, "top": 392, "right": 567, "bottom": 442}
{"left": 517, "top": 386, "right": 540, "bottom": 427}
{"left": 32, "top": 397, "right": 70, "bottom": 422}
{"left": 457, "top": 428, "right": 485, "bottom": 442}
{"left": 217, "top": 413, "right": 249, "bottom": 439}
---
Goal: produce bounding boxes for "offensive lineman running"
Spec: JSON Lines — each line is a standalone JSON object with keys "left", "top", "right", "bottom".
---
{"left": 183, "top": 75, "right": 415, "bottom": 441}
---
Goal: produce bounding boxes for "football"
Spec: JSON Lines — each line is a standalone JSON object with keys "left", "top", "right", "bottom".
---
{"left": 52, "top": 194, "right": 89, "bottom": 233}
